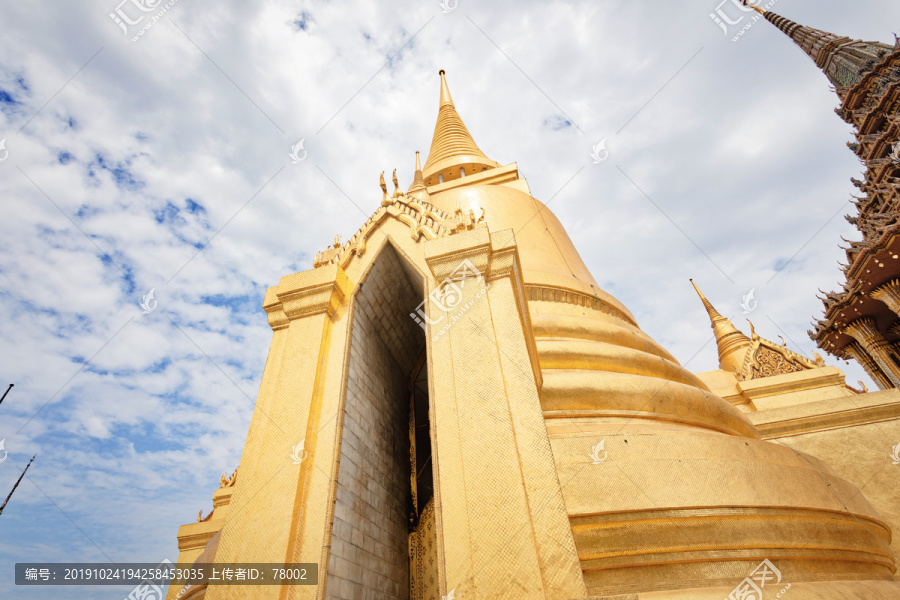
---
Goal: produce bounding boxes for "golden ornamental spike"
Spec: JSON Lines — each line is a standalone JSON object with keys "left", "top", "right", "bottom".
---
{"left": 380, "top": 171, "right": 392, "bottom": 207}
{"left": 438, "top": 69, "right": 453, "bottom": 107}
{"left": 689, "top": 279, "right": 752, "bottom": 373}
{"left": 407, "top": 151, "right": 430, "bottom": 201}
{"left": 392, "top": 168, "right": 403, "bottom": 199}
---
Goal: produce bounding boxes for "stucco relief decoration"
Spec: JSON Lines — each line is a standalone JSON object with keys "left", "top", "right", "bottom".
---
{"left": 219, "top": 467, "right": 238, "bottom": 488}
{"left": 313, "top": 184, "right": 486, "bottom": 271}
{"left": 741, "top": 321, "right": 823, "bottom": 380}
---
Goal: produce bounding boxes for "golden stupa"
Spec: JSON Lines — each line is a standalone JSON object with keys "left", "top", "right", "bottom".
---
{"left": 165, "top": 69, "right": 900, "bottom": 599}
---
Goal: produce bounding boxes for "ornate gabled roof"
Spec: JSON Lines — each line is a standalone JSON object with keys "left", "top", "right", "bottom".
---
{"left": 421, "top": 70, "right": 499, "bottom": 186}
{"left": 689, "top": 281, "right": 827, "bottom": 379}
{"left": 313, "top": 180, "right": 486, "bottom": 271}
{"left": 739, "top": 321, "right": 826, "bottom": 381}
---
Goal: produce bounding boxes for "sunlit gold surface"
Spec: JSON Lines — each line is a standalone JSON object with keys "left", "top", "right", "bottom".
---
{"left": 167, "top": 71, "right": 900, "bottom": 600}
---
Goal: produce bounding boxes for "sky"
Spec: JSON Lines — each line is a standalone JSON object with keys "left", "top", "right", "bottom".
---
{"left": 0, "top": 0, "right": 897, "bottom": 598}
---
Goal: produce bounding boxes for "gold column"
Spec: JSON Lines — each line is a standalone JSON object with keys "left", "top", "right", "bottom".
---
{"left": 204, "top": 264, "right": 352, "bottom": 600}
{"left": 843, "top": 341, "right": 892, "bottom": 390}
{"left": 871, "top": 279, "right": 900, "bottom": 316}
{"left": 424, "top": 227, "right": 586, "bottom": 600}
{"left": 844, "top": 317, "right": 900, "bottom": 388}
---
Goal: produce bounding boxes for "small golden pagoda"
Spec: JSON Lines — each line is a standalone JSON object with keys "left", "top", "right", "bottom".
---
{"left": 167, "top": 72, "right": 900, "bottom": 599}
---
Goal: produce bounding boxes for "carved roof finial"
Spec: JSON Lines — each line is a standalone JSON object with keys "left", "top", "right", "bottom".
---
{"left": 747, "top": 319, "right": 760, "bottom": 341}
{"left": 392, "top": 168, "right": 403, "bottom": 199}
{"left": 380, "top": 171, "right": 392, "bottom": 207}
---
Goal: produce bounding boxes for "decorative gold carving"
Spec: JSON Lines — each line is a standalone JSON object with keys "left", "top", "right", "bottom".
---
{"left": 392, "top": 169, "right": 403, "bottom": 199}
{"left": 313, "top": 195, "right": 484, "bottom": 270}
{"left": 846, "top": 317, "right": 891, "bottom": 351}
{"left": 845, "top": 317, "right": 900, "bottom": 387}
{"left": 748, "top": 345, "right": 805, "bottom": 379}
{"left": 872, "top": 278, "right": 900, "bottom": 315}
{"left": 437, "top": 204, "right": 485, "bottom": 235}
{"left": 409, "top": 497, "right": 439, "bottom": 600}
{"left": 843, "top": 341, "right": 893, "bottom": 390}
{"left": 380, "top": 170, "right": 391, "bottom": 206}
{"left": 219, "top": 468, "right": 237, "bottom": 489}
{"left": 739, "top": 320, "right": 824, "bottom": 380}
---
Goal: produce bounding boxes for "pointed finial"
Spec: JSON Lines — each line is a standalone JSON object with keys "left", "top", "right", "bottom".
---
{"left": 439, "top": 69, "right": 453, "bottom": 107}
{"left": 407, "top": 151, "right": 430, "bottom": 201}
{"left": 740, "top": 0, "right": 766, "bottom": 15}
{"left": 689, "top": 278, "right": 704, "bottom": 298}
{"left": 422, "top": 69, "right": 499, "bottom": 184}
{"left": 689, "top": 280, "right": 752, "bottom": 373}
{"left": 747, "top": 319, "right": 759, "bottom": 341}
{"left": 689, "top": 279, "right": 721, "bottom": 319}
{"left": 392, "top": 168, "right": 403, "bottom": 198}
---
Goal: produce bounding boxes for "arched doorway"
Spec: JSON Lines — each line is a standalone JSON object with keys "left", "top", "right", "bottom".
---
{"left": 325, "top": 243, "right": 438, "bottom": 600}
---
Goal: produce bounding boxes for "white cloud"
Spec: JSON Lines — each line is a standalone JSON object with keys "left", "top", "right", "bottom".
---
{"left": 0, "top": 0, "right": 895, "bottom": 597}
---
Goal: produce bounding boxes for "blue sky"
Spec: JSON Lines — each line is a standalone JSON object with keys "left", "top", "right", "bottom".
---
{"left": 1, "top": 0, "right": 897, "bottom": 597}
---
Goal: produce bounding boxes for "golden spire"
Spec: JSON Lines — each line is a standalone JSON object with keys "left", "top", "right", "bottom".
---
{"left": 439, "top": 68, "right": 453, "bottom": 107}
{"left": 407, "top": 151, "right": 430, "bottom": 202}
{"left": 690, "top": 280, "right": 752, "bottom": 374}
{"left": 422, "top": 70, "right": 499, "bottom": 186}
